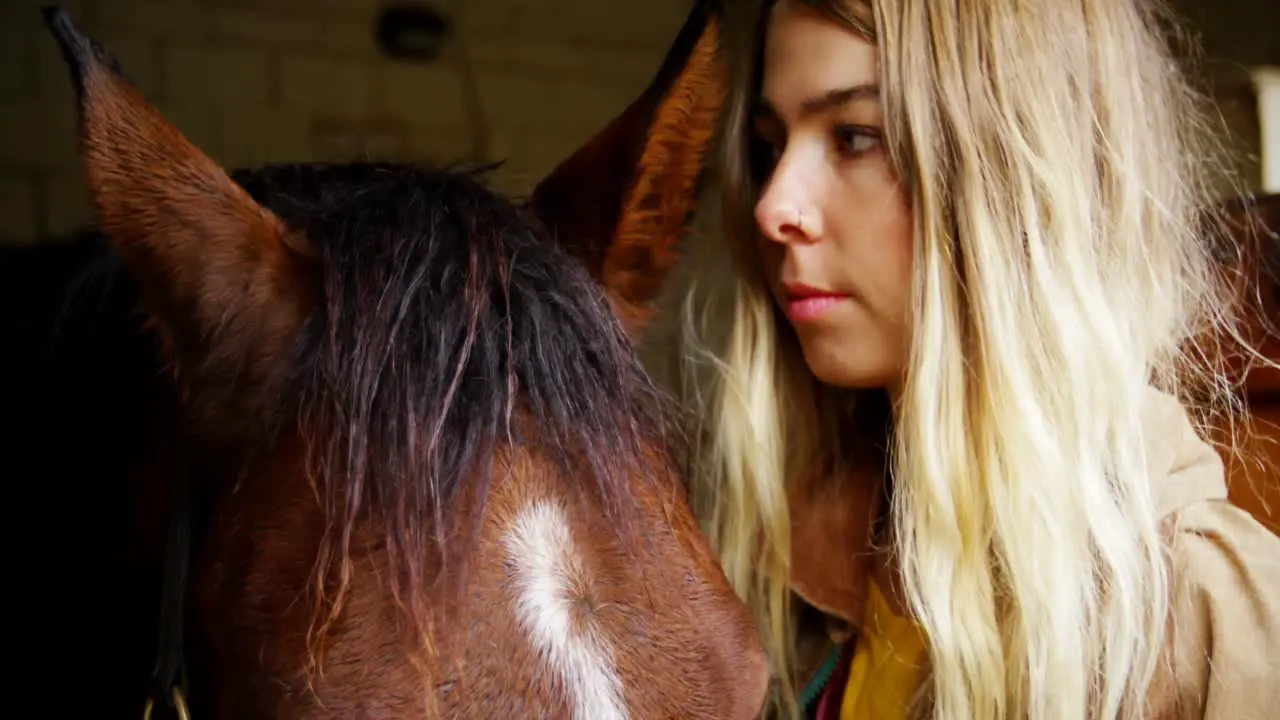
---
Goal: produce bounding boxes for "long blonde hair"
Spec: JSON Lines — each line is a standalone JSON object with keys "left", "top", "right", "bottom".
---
{"left": 666, "top": 0, "right": 1249, "bottom": 717}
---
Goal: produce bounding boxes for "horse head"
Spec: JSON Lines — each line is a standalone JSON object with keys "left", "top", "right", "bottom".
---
{"left": 40, "top": 3, "right": 766, "bottom": 717}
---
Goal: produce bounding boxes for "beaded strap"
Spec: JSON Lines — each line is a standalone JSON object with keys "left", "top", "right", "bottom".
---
{"left": 799, "top": 643, "right": 844, "bottom": 713}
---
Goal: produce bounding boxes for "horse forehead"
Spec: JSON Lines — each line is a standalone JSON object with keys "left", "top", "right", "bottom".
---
{"left": 502, "top": 500, "right": 589, "bottom": 585}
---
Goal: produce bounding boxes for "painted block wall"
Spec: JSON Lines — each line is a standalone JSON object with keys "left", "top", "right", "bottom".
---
{"left": 0, "top": 0, "right": 689, "bottom": 241}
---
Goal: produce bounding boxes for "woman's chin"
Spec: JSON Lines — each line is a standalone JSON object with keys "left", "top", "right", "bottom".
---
{"left": 798, "top": 341, "right": 895, "bottom": 391}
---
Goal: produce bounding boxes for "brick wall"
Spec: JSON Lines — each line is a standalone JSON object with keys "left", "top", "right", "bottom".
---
{"left": 0, "top": 0, "right": 690, "bottom": 241}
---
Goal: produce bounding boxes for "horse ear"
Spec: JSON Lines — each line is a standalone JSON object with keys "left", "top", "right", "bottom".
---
{"left": 42, "top": 6, "right": 314, "bottom": 423}
{"left": 528, "top": 0, "right": 725, "bottom": 341}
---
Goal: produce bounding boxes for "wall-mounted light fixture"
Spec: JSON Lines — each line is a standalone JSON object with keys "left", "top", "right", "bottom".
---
{"left": 376, "top": 3, "right": 453, "bottom": 62}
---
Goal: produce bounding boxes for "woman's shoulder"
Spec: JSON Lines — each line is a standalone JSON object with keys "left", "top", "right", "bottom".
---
{"left": 1153, "top": 497, "right": 1280, "bottom": 717}
{"left": 1142, "top": 388, "right": 1280, "bottom": 715}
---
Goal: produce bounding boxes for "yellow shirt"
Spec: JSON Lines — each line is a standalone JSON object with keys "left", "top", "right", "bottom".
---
{"left": 838, "top": 580, "right": 928, "bottom": 720}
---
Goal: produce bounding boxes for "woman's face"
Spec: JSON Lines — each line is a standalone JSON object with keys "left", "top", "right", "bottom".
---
{"left": 752, "top": 1, "right": 913, "bottom": 395}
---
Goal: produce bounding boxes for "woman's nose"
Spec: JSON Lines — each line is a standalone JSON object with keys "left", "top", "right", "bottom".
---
{"left": 754, "top": 156, "right": 821, "bottom": 244}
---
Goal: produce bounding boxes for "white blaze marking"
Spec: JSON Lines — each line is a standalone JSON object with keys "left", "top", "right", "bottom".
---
{"left": 504, "top": 500, "right": 628, "bottom": 720}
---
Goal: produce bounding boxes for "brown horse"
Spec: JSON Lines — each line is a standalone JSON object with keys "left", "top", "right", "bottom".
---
{"left": 1208, "top": 191, "right": 1280, "bottom": 535}
{"left": 14, "top": 3, "right": 768, "bottom": 718}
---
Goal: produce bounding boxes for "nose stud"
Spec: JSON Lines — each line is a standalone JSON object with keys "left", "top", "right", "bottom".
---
{"left": 793, "top": 207, "right": 811, "bottom": 237}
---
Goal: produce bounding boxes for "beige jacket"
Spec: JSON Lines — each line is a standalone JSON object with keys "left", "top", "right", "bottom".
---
{"left": 786, "top": 389, "right": 1280, "bottom": 718}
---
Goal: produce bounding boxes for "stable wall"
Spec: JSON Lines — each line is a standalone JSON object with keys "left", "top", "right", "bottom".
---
{"left": 0, "top": 0, "right": 690, "bottom": 241}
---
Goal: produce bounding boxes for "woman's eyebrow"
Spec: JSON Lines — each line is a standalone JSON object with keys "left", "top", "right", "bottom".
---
{"left": 754, "top": 82, "right": 880, "bottom": 120}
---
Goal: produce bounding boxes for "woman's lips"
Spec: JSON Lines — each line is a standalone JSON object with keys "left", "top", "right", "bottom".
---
{"left": 783, "top": 283, "right": 851, "bottom": 323}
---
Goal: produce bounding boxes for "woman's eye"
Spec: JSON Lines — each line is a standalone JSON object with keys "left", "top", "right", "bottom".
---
{"left": 834, "top": 125, "right": 881, "bottom": 156}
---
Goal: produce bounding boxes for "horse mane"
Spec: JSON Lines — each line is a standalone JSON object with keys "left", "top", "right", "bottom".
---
{"left": 231, "top": 160, "right": 678, "bottom": 644}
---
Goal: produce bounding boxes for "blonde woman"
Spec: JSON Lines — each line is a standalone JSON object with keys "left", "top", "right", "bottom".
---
{"left": 669, "top": 0, "right": 1280, "bottom": 718}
